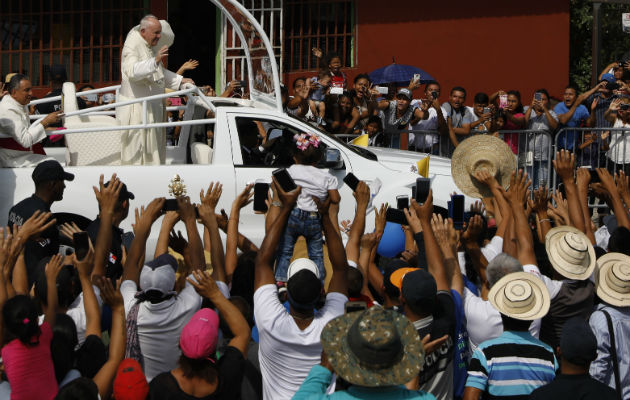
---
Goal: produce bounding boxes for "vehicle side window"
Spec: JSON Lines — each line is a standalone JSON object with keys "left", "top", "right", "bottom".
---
{"left": 235, "top": 117, "right": 300, "bottom": 167}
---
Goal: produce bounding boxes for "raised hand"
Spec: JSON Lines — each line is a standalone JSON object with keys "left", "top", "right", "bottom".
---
{"left": 134, "top": 198, "right": 166, "bottom": 232}
{"left": 18, "top": 210, "right": 56, "bottom": 240}
{"left": 470, "top": 200, "right": 485, "bottom": 215}
{"left": 360, "top": 232, "right": 378, "bottom": 250}
{"left": 403, "top": 206, "right": 423, "bottom": 234}
{"left": 410, "top": 189, "right": 433, "bottom": 222}
{"left": 374, "top": 203, "right": 389, "bottom": 235}
{"left": 187, "top": 269, "right": 221, "bottom": 300}
{"left": 45, "top": 253, "right": 64, "bottom": 284}
{"left": 73, "top": 238, "right": 95, "bottom": 276}
{"left": 504, "top": 170, "right": 531, "bottom": 207}
{"left": 93, "top": 173, "right": 122, "bottom": 214}
{"left": 461, "top": 214, "right": 483, "bottom": 245}
{"left": 233, "top": 184, "right": 254, "bottom": 210}
{"left": 59, "top": 222, "right": 82, "bottom": 241}
{"left": 575, "top": 167, "right": 591, "bottom": 191}
{"left": 271, "top": 177, "right": 300, "bottom": 209}
{"left": 96, "top": 276, "right": 123, "bottom": 309}
{"left": 596, "top": 168, "right": 617, "bottom": 194}
{"left": 200, "top": 182, "right": 223, "bottom": 212}
{"left": 474, "top": 169, "right": 500, "bottom": 190}
{"left": 155, "top": 45, "right": 168, "bottom": 65}
{"left": 168, "top": 230, "right": 188, "bottom": 255}
{"left": 339, "top": 220, "right": 352, "bottom": 235}
{"left": 615, "top": 170, "right": 630, "bottom": 206}
{"left": 353, "top": 181, "right": 371, "bottom": 208}
{"left": 179, "top": 59, "right": 199, "bottom": 72}
{"left": 528, "top": 186, "right": 550, "bottom": 214}
{"left": 431, "top": 214, "right": 459, "bottom": 256}
{"left": 553, "top": 150, "right": 576, "bottom": 182}
{"left": 176, "top": 196, "right": 197, "bottom": 224}
{"left": 548, "top": 191, "right": 569, "bottom": 225}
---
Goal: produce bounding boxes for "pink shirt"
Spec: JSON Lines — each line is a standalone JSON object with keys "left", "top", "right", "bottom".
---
{"left": 1, "top": 322, "right": 58, "bottom": 400}
{"left": 503, "top": 112, "right": 525, "bottom": 154}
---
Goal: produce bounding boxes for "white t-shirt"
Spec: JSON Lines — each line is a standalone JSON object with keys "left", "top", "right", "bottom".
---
{"left": 253, "top": 284, "right": 347, "bottom": 400}
{"left": 408, "top": 101, "right": 447, "bottom": 149}
{"left": 287, "top": 164, "right": 338, "bottom": 212}
{"left": 121, "top": 279, "right": 202, "bottom": 381}
{"left": 463, "top": 287, "right": 542, "bottom": 354}
{"left": 67, "top": 285, "right": 103, "bottom": 346}
{"left": 607, "top": 118, "right": 630, "bottom": 164}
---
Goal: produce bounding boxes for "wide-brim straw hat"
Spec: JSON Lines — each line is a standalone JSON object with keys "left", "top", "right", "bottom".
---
{"left": 451, "top": 135, "right": 517, "bottom": 198}
{"left": 545, "top": 226, "right": 596, "bottom": 280}
{"left": 489, "top": 272, "right": 550, "bottom": 321}
{"left": 594, "top": 252, "right": 629, "bottom": 307}
{"left": 321, "top": 306, "right": 424, "bottom": 387}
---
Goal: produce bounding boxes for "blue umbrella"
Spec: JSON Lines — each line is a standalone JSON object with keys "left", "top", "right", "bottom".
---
{"left": 369, "top": 60, "right": 435, "bottom": 86}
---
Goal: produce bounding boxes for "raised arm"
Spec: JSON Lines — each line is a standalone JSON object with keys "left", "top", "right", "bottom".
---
{"left": 314, "top": 194, "right": 349, "bottom": 297}
{"left": 188, "top": 270, "right": 251, "bottom": 356}
{"left": 503, "top": 170, "right": 536, "bottom": 266}
{"left": 553, "top": 150, "right": 586, "bottom": 232}
{"left": 74, "top": 242, "right": 101, "bottom": 338}
{"left": 198, "top": 182, "right": 226, "bottom": 282}
{"left": 177, "top": 196, "right": 205, "bottom": 272}
{"left": 597, "top": 168, "right": 630, "bottom": 230}
{"left": 345, "top": 181, "right": 370, "bottom": 264}
{"left": 121, "top": 198, "right": 165, "bottom": 284}
{"left": 225, "top": 185, "right": 254, "bottom": 283}
{"left": 616, "top": 171, "right": 630, "bottom": 210}
{"left": 527, "top": 186, "right": 552, "bottom": 244}
{"left": 406, "top": 190, "right": 449, "bottom": 291}
{"left": 357, "top": 233, "right": 377, "bottom": 300}
{"left": 93, "top": 278, "right": 126, "bottom": 400}
{"left": 575, "top": 168, "right": 596, "bottom": 244}
{"left": 254, "top": 179, "right": 300, "bottom": 291}
{"left": 92, "top": 174, "right": 122, "bottom": 279}
{"left": 431, "top": 215, "right": 464, "bottom": 295}
{"left": 154, "top": 211, "right": 180, "bottom": 258}
{"left": 44, "top": 254, "right": 64, "bottom": 326}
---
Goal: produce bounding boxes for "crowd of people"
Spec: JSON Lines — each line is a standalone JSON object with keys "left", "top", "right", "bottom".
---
{"left": 0, "top": 132, "right": 628, "bottom": 399}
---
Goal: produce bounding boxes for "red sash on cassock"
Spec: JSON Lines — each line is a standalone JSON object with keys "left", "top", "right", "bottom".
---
{"left": 0, "top": 138, "right": 46, "bottom": 155}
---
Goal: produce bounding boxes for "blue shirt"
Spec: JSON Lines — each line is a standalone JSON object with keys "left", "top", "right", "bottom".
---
{"left": 466, "top": 330, "right": 558, "bottom": 398}
{"left": 589, "top": 304, "right": 630, "bottom": 399}
{"left": 451, "top": 290, "right": 470, "bottom": 399}
{"left": 293, "top": 365, "right": 436, "bottom": 400}
{"left": 554, "top": 102, "right": 590, "bottom": 151}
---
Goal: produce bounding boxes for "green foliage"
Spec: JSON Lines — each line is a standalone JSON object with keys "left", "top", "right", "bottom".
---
{"left": 570, "top": 0, "right": 630, "bottom": 92}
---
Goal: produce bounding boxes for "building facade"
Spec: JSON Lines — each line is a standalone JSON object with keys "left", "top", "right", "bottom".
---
{"left": 1, "top": 0, "right": 569, "bottom": 101}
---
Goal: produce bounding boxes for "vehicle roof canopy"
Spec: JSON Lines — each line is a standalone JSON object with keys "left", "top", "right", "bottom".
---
{"left": 212, "top": 0, "right": 283, "bottom": 112}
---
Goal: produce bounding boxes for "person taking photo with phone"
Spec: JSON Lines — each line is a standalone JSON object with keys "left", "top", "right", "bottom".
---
{"left": 524, "top": 89, "right": 558, "bottom": 189}
{"left": 603, "top": 97, "right": 630, "bottom": 174}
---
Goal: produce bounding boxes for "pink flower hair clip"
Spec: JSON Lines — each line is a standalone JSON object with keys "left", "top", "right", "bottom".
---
{"left": 294, "top": 133, "right": 310, "bottom": 151}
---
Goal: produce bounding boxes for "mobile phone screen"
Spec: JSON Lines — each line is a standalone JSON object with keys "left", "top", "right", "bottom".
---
{"left": 343, "top": 173, "right": 360, "bottom": 191}
{"left": 163, "top": 198, "right": 178, "bottom": 212}
{"left": 589, "top": 169, "right": 600, "bottom": 183}
{"left": 386, "top": 208, "right": 407, "bottom": 225}
{"left": 272, "top": 168, "right": 297, "bottom": 192}
{"left": 396, "top": 195, "right": 409, "bottom": 210}
{"left": 73, "top": 232, "right": 90, "bottom": 260}
{"left": 254, "top": 182, "right": 270, "bottom": 213}
{"left": 415, "top": 178, "right": 431, "bottom": 204}
{"left": 451, "top": 195, "right": 465, "bottom": 230}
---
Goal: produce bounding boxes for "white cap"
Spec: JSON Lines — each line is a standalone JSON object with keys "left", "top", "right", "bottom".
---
{"left": 287, "top": 258, "right": 320, "bottom": 280}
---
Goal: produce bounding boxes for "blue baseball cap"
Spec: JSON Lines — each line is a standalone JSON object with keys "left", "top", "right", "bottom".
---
{"left": 601, "top": 73, "right": 616, "bottom": 83}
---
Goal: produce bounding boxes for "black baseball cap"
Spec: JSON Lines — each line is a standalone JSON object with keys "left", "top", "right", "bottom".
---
{"left": 32, "top": 160, "right": 75, "bottom": 184}
{"left": 560, "top": 317, "right": 597, "bottom": 366}
{"left": 104, "top": 181, "right": 135, "bottom": 201}
{"left": 401, "top": 269, "right": 437, "bottom": 307}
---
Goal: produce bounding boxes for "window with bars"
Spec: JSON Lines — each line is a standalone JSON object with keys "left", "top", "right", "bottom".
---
{"left": 283, "top": 0, "right": 355, "bottom": 73}
{"left": 0, "top": 0, "right": 149, "bottom": 92}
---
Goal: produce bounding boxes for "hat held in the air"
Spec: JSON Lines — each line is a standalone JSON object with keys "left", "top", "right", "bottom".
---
{"left": 321, "top": 306, "right": 424, "bottom": 387}
{"left": 488, "top": 271, "right": 550, "bottom": 320}
{"left": 594, "top": 252, "right": 629, "bottom": 307}
{"left": 545, "top": 226, "right": 596, "bottom": 280}
{"left": 451, "top": 135, "right": 516, "bottom": 199}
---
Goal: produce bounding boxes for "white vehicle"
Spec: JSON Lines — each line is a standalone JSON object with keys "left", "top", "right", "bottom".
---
{"left": 0, "top": 0, "right": 464, "bottom": 255}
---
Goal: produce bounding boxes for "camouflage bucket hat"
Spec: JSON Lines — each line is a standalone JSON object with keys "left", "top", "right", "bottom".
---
{"left": 321, "top": 306, "right": 424, "bottom": 387}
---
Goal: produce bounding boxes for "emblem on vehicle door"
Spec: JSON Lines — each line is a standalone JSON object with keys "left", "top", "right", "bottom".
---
{"left": 168, "top": 174, "right": 187, "bottom": 197}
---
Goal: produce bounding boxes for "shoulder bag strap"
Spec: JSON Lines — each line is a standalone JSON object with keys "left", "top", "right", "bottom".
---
{"left": 601, "top": 309, "right": 622, "bottom": 400}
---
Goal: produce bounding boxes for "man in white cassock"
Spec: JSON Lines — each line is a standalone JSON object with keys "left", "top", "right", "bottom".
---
{"left": 117, "top": 15, "right": 193, "bottom": 165}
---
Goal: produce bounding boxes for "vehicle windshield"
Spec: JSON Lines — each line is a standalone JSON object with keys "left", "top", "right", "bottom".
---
{"left": 285, "top": 113, "right": 378, "bottom": 161}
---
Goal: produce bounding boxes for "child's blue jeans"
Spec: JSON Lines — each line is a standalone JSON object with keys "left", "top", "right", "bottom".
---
{"left": 275, "top": 208, "right": 325, "bottom": 282}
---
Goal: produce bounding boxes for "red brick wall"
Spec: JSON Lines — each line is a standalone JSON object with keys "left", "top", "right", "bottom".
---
{"left": 283, "top": 0, "right": 570, "bottom": 105}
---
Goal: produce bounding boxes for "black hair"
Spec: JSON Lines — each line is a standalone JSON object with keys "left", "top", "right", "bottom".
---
{"left": 534, "top": 88, "right": 550, "bottom": 100}
{"left": 473, "top": 92, "right": 489, "bottom": 104}
{"left": 353, "top": 73, "right": 371, "bottom": 84}
{"left": 54, "top": 377, "right": 99, "bottom": 400}
{"left": 2, "top": 295, "right": 41, "bottom": 346}
{"left": 218, "top": 296, "right": 254, "bottom": 339}
{"left": 35, "top": 260, "right": 80, "bottom": 309}
{"left": 608, "top": 226, "right": 630, "bottom": 255}
{"left": 424, "top": 80, "right": 440, "bottom": 90}
{"left": 7, "top": 74, "right": 28, "bottom": 93}
{"left": 366, "top": 115, "right": 382, "bottom": 131}
{"left": 501, "top": 314, "right": 533, "bottom": 332}
{"left": 347, "top": 267, "right": 364, "bottom": 298}
{"left": 292, "top": 76, "right": 307, "bottom": 89}
{"left": 179, "top": 354, "right": 218, "bottom": 384}
{"left": 326, "top": 52, "right": 342, "bottom": 65}
{"left": 318, "top": 70, "right": 332, "bottom": 79}
{"left": 564, "top": 85, "right": 578, "bottom": 93}
{"left": 230, "top": 250, "right": 257, "bottom": 307}
{"left": 450, "top": 86, "right": 467, "bottom": 97}
{"left": 78, "top": 84, "right": 95, "bottom": 92}
{"left": 292, "top": 133, "right": 324, "bottom": 165}
{"left": 507, "top": 90, "right": 524, "bottom": 113}
{"left": 52, "top": 314, "right": 78, "bottom": 383}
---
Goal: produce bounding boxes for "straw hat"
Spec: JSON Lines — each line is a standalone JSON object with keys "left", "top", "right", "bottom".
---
{"left": 545, "top": 226, "right": 596, "bottom": 280}
{"left": 321, "top": 306, "right": 424, "bottom": 387}
{"left": 594, "top": 252, "right": 629, "bottom": 307}
{"left": 488, "top": 272, "right": 550, "bottom": 320}
{"left": 451, "top": 135, "right": 517, "bottom": 198}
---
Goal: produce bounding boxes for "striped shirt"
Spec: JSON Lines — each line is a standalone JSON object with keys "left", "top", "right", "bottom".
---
{"left": 465, "top": 330, "right": 558, "bottom": 399}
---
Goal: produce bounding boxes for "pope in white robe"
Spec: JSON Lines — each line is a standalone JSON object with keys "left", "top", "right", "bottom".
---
{"left": 117, "top": 16, "right": 191, "bottom": 165}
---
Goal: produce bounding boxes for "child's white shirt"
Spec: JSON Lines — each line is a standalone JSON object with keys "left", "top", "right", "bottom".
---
{"left": 287, "top": 164, "right": 338, "bottom": 212}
